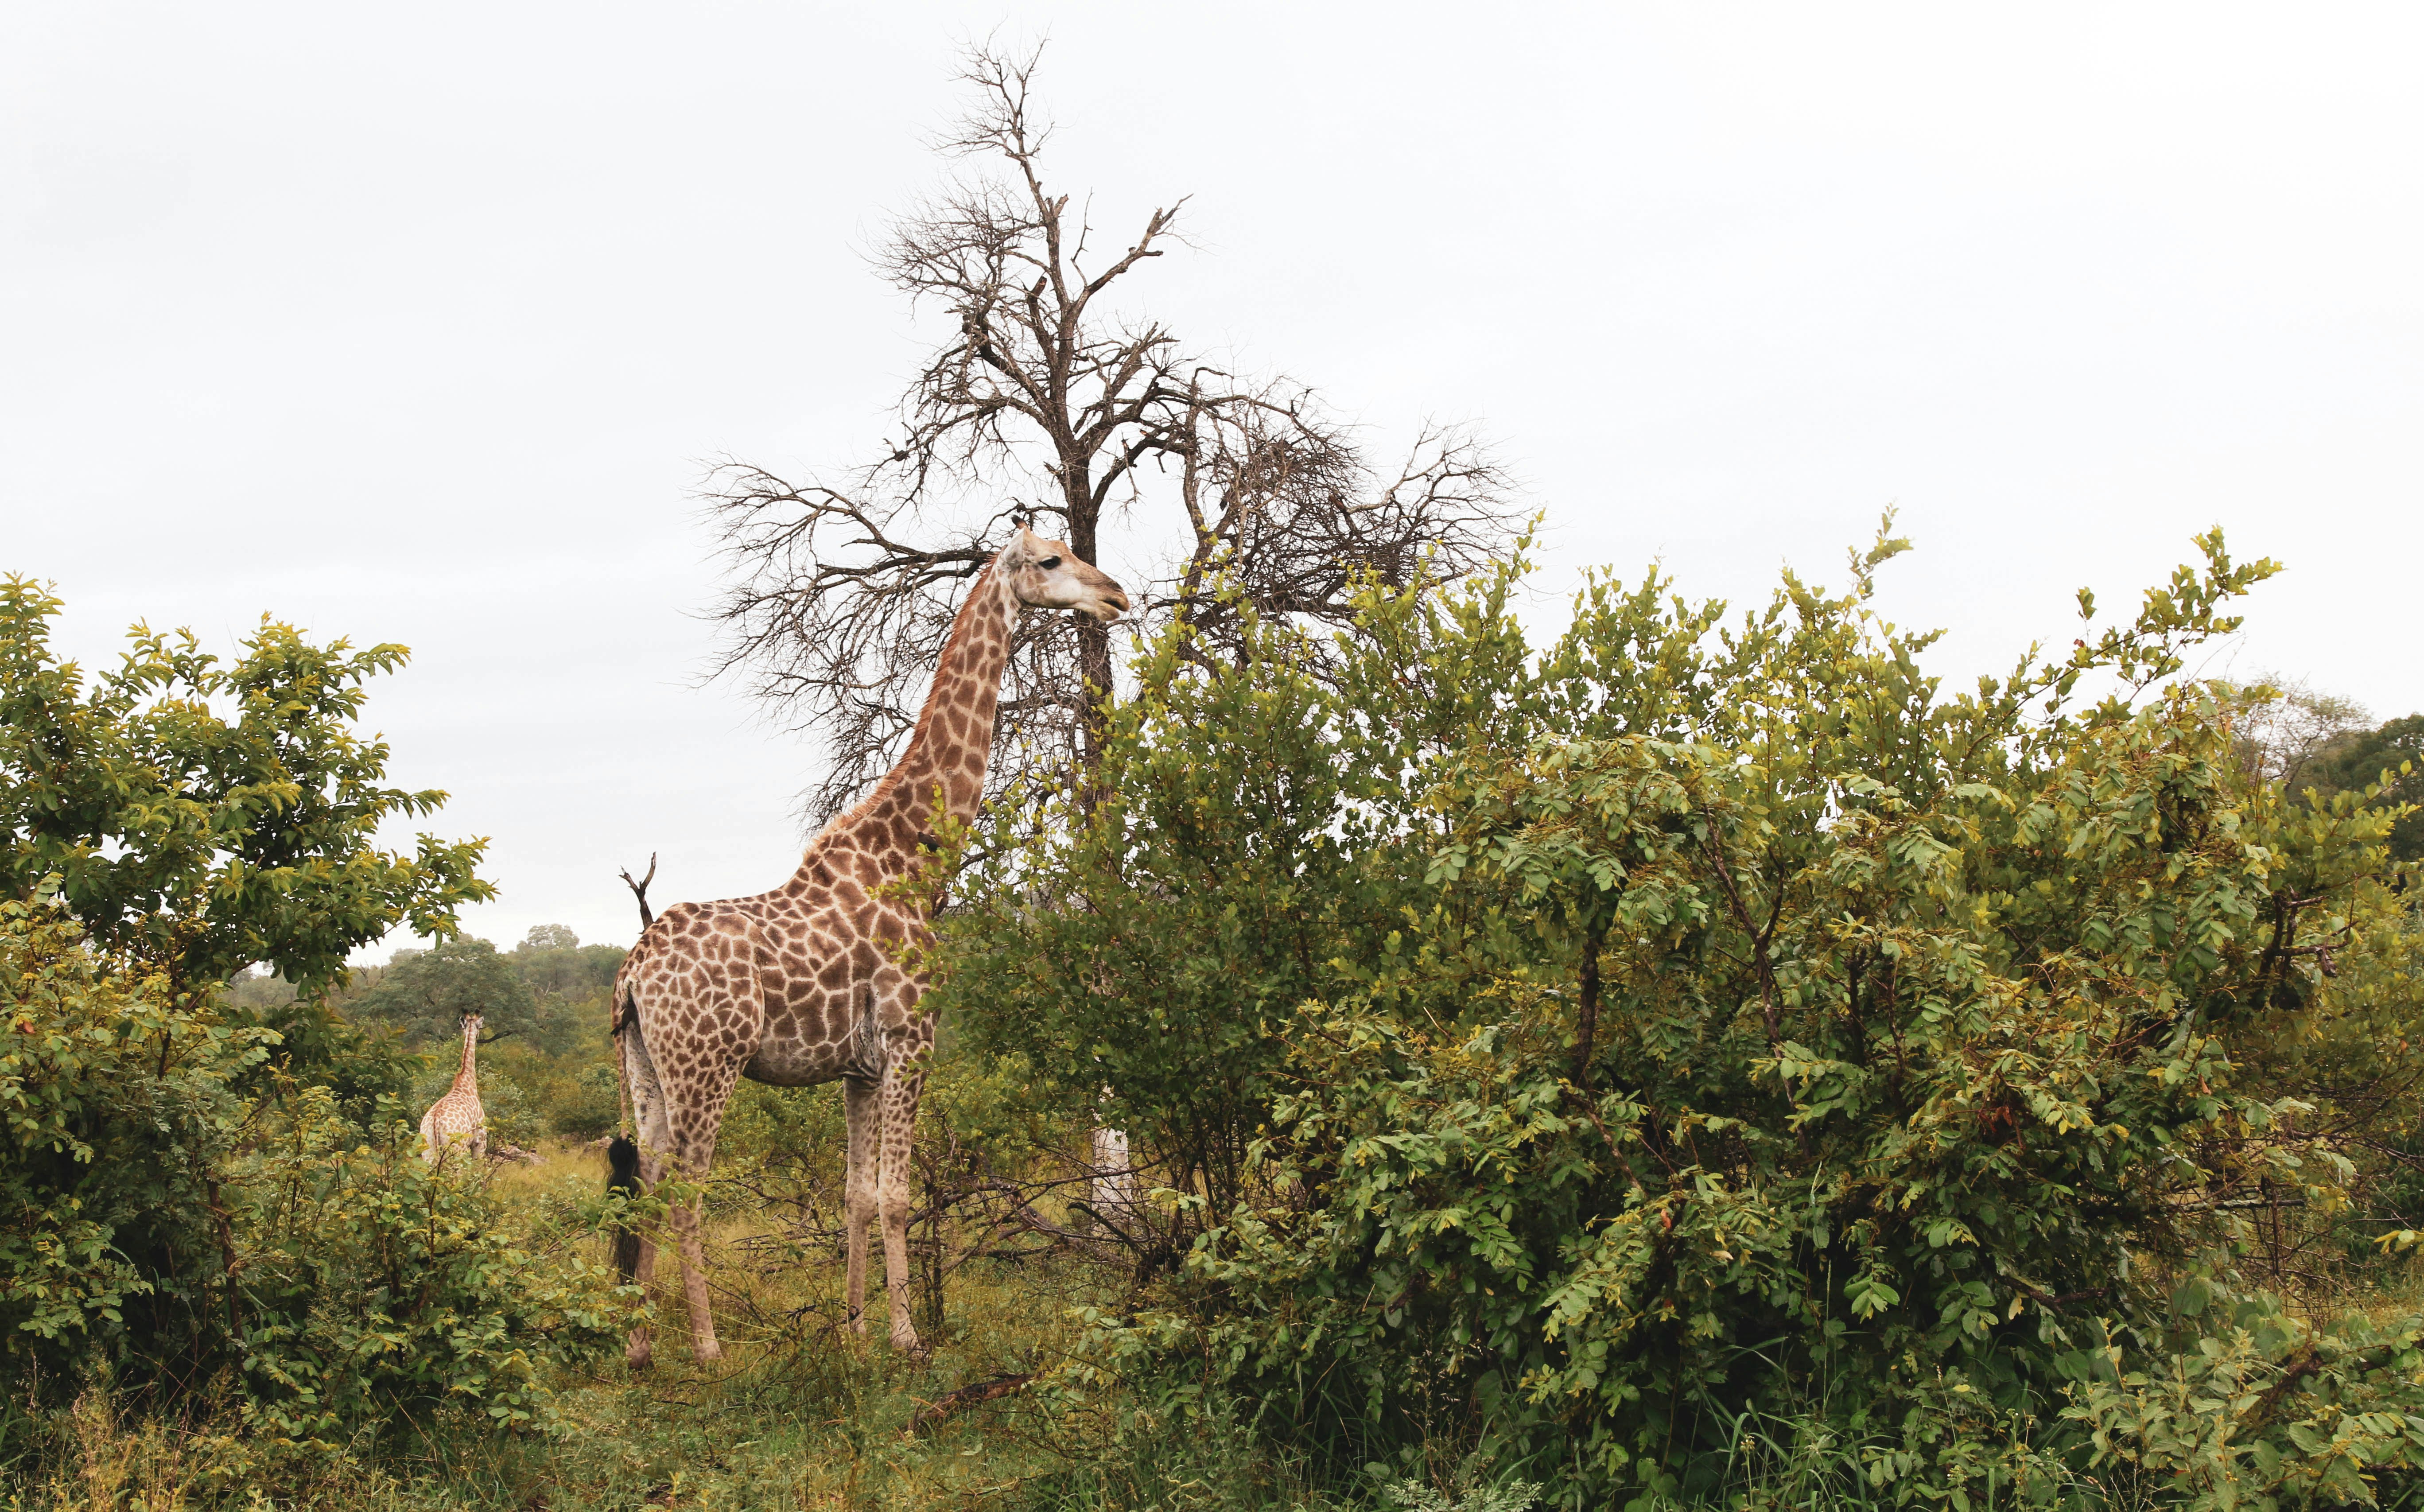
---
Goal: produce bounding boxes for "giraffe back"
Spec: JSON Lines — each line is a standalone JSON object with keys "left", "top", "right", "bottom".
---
{"left": 613, "top": 829, "right": 932, "bottom": 1091}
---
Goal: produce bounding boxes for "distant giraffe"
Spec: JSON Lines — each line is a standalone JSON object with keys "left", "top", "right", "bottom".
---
{"left": 418, "top": 1013, "right": 488, "bottom": 1163}
{"left": 609, "top": 526, "right": 1128, "bottom": 1364}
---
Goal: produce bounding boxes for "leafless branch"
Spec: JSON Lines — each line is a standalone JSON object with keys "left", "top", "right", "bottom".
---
{"left": 702, "top": 39, "right": 1519, "bottom": 824}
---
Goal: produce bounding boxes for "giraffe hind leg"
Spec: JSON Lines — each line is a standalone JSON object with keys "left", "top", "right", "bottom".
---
{"left": 617, "top": 1010, "right": 675, "bottom": 1368}
{"left": 668, "top": 1176, "right": 721, "bottom": 1362}
{"left": 628, "top": 995, "right": 735, "bottom": 1363}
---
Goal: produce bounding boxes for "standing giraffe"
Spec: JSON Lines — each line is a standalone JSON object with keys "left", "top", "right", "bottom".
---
{"left": 610, "top": 526, "right": 1127, "bottom": 1364}
{"left": 418, "top": 1013, "right": 488, "bottom": 1163}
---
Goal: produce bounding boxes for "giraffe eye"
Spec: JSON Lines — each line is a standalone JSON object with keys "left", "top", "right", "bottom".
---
{"left": 1038, "top": 556, "right": 1062, "bottom": 569}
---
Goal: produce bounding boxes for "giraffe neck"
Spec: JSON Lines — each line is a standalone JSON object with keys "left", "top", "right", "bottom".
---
{"left": 808, "top": 557, "right": 1021, "bottom": 866}
{"left": 450, "top": 1023, "right": 479, "bottom": 1093}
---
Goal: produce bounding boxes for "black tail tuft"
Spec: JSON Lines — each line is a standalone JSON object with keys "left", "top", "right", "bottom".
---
{"left": 606, "top": 1135, "right": 642, "bottom": 1282}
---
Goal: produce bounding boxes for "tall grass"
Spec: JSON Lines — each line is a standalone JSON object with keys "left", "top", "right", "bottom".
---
{"left": 12, "top": 1143, "right": 2423, "bottom": 1511}
{"left": 7, "top": 1139, "right": 1142, "bottom": 1511}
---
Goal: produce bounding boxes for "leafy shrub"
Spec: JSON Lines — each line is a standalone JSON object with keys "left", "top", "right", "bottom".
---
{"left": 960, "top": 530, "right": 2424, "bottom": 1508}
{"left": 222, "top": 1085, "right": 637, "bottom": 1448}
{"left": 2064, "top": 1291, "right": 2424, "bottom": 1511}
{"left": 947, "top": 579, "right": 1424, "bottom": 1228}
{"left": 2308, "top": 715, "right": 2424, "bottom": 863}
{"left": 0, "top": 891, "right": 268, "bottom": 1390}
{"left": 1, "top": 894, "right": 635, "bottom": 1461}
{"left": 243, "top": 994, "right": 420, "bottom": 1135}
{"left": 553, "top": 1057, "right": 626, "bottom": 1140}
{"left": 1, "top": 583, "right": 634, "bottom": 1485}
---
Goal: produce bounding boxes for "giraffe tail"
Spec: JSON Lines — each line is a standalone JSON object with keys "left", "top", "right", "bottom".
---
{"left": 606, "top": 1133, "right": 643, "bottom": 1281}
{"left": 606, "top": 982, "right": 644, "bottom": 1281}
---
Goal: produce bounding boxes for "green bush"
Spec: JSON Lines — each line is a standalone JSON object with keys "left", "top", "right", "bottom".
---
{"left": 222, "top": 1085, "right": 636, "bottom": 1448}
{"left": 0, "top": 890, "right": 268, "bottom": 1390}
{"left": 552, "top": 1057, "right": 626, "bottom": 1141}
{"left": 0, "top": 576, "right": 492, "bottom": 1007}
{"left": 1, "top": 894, "right": 636, "bottom": 1460}
{"left": 2308, "top": 715, "right": 2424, "bottom": 863}
{"left": 1, "top": 582, "right": 639, "bottom": 1487}
{"left": 958, "top": 530, "right": 2424, "bottom": 1508}
{"left": 946, "top": 580, "right": 1425, "bottom": 1228}
{"left": 2065, "top": 1295, "right": 2424, "bottom": 1510}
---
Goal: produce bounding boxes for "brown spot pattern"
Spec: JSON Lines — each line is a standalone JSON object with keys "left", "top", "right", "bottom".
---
{"left": 610, "top": 532, "right": 1125, "bottom": 1364}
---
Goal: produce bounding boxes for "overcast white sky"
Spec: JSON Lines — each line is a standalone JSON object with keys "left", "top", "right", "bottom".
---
{"left": 5, "top": 4, "right": 2417, "bottom": 957}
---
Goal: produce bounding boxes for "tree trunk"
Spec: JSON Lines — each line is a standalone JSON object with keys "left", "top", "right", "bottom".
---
{"left": 1066, "top": 481, "right": 1113, "bottom": 783}
{"left": 1573, "top": 917, "right": 1608, "bottom": 1091}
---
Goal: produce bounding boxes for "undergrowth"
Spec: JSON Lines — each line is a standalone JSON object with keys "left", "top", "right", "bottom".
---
{"left": 9, "top": 1147, "right": 2422, "bottom": 1510}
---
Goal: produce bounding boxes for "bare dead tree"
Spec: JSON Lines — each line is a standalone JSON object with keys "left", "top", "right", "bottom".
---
{"left": 704, "top": 41, "right": 1517, "bottom": 823}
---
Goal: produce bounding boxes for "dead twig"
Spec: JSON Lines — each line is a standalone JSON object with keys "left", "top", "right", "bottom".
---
{"left": 910, "top": 1373, "right": 1036, "bottom": 1433}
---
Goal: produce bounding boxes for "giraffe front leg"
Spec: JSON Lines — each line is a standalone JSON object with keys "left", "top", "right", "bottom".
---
{"left": 876, "top": 1061, "right": 928, "bottom": 1355}
{"left": 843, "top": 1078, "right": 878, "bottom": 1336}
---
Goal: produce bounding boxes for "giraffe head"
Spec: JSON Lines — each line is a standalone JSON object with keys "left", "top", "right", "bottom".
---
{"left": 1006, "top": 525, "right": 1129, "bottom": 622}
{"left": 461, "top": 1012, "right": 484, "bottom": 1040}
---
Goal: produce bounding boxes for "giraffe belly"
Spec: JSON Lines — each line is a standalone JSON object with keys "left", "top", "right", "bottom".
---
{"left": 740, "top": 1032, "right": 857, "bottom": 1088}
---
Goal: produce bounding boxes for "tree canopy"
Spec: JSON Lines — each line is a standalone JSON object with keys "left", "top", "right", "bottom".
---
{"left": 0, "top": 577, "right": 493, "bottom": 1001}
{"left": 350, "top": 936, "right": 540, "bottom": 1049}
{"left": 2310, "top": 712, "right": 2424, "bottom": 862}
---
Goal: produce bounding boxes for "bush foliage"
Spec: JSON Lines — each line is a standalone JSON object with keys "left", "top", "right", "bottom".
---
{"left": 0, "top": 891, "right": 267, "bottom": 1384}
{"left": 8, "top": 544, "right": 2421, "bottom": 1509}
{"left": 221, "top": 1084, "right": 633, "bottom": 1447}
{"left": 0, "top": 588, "right": 635, "bottom": 1470}
{"left": 2, "top": 894, "right": 637, "bottom": 1450}
{"left": 947, "top": 527, "right": 2424, "bottom": 1509}
{"left": 0, "top": 576, "right": 492, "bottom": 1004}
